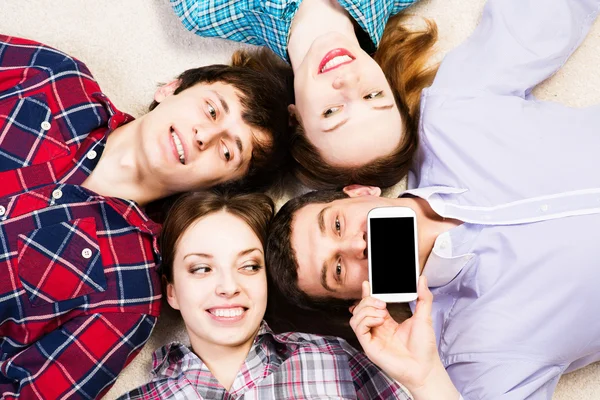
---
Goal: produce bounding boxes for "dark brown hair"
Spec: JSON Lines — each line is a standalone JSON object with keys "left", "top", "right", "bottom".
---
{"left": 149, "top": 48, "right": 294, "bottom": 192}
{"left": 160, "top": 190, "right": 274, "bottom": 283}
{"left": 265, "top": 189, "right": 351, "bottom": 311}
{"left": 290, "top": 14, "right": 439, "bottom": 189}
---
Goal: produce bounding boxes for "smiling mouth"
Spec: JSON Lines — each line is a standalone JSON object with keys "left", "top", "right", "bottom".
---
{"left": 206, "top": 307, "right": 248, "bottom": 322}
{"left": 170, "top": 127, "right": 185, "bottom": 165}
{"left": 318, "top": 48, "right": 355, "bottom": 74}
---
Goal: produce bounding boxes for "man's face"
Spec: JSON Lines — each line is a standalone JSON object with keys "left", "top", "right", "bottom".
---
{"left": 138, "top": 81, "right": 269, "bottom": 193}
{"left": 290, "top": 187, "right": 394, "bottom": 300}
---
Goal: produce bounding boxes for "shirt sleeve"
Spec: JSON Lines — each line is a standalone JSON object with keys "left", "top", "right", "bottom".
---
{"left": 431, "top": 0, "right": 600, "bottom": 96}
{"left": 0, "top": 313, "right": 156, "bottom": 400}
{"left": 169, "top": 0, "right": 293, "bottom": 61}
{"left": 447, "top": 357, "right": 563, "bottom": 400}
{"left": 341, "top": 340, "right": 411, "bottom": 400}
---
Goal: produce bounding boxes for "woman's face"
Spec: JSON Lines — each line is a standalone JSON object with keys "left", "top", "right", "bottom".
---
{"left": 166, "top": 210, "right": 268, "bottom": 351}
{"left": 292, "top": 33, "right": 403, "bottom": 167}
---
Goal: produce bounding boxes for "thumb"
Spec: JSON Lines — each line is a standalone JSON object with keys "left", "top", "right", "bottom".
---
{"left": 362, "top": 281, "right": 370, "bottom": 299}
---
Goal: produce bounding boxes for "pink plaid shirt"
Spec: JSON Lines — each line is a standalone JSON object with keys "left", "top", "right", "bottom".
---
{"left": 120, "top": 322, "right": 410, "bottom": 400}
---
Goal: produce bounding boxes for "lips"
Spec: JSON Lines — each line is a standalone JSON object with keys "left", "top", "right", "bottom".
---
{"left": 206, "top": 305, "right": 248, "bottom": 323}
{"left": 169, "top": 127, "right": 186, "bottom": 165}
{"left": 318, "top": 48, "right": 355, "bottom": 74}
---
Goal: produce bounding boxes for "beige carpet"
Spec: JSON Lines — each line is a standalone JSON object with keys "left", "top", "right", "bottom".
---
{"left": 1, "top": 0, "right": 599, "bottom": 398}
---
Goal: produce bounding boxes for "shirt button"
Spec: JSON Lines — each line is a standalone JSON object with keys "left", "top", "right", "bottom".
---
{"left": 540, "top": 204, "right": 549, "bottom": 212}
{"left": 41, "top": 121, "right": 51, "bottom": 130}
{"left": 87, "top": 150, "right": 97, "bottom": 160}
{"left": 81, "top": 248, "right": 92, "bottom": 259}
{"left": 0, "top": 205, "right": 5, "bottom": 216}
{"left": 52, "top": 189, "right": 63, "bottom": 199}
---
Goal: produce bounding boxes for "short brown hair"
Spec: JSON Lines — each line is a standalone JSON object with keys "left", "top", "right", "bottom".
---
{"left": 266, "top": 190, "right": 352, "bottom": 311}
{"left": 149, "top": 48, "right": 294, "bottom": 192}
{"left": 160, "top": 190, "right": 274, "bottom": 283}
{"left": 290, "top": 14, "right": 438, "bottom": 189}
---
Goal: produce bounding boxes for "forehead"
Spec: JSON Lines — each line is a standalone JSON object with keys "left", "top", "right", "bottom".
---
{"left": 319, "top": 110, "right": 402, "bottom": 167}
{"left": 176, "top": 211, "right": 262, "bottom": 256}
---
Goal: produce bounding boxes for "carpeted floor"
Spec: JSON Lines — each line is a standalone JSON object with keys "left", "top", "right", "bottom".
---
{"left": 1, "top": 1, "right": 599, "bottom": 398}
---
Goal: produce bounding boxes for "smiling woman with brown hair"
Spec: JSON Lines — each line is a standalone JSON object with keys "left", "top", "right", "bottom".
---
{"left": 170, "top": 0, "right": 438, "bottom": 189}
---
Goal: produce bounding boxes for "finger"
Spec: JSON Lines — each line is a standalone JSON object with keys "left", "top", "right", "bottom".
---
{"left": 352, "top": 316, "right": 385, "bottom": 337}
{"left": 350, "top": 296, "right": 386, "bottom": 316}
{"left": 362, "top": 281, "right": 370, "bottom": 299}
{"left": 348, "top": 299, "right": 360, "bottom": 313}
{"left": 414, "top": 276, "right": 433, "bottom": 321}
{"left": 350, "top": 305, "right": 389, "bottom": 331}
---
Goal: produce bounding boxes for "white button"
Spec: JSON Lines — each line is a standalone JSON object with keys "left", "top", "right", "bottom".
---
{"left": 86, "top": 150, "right": 97, "bottom": 160}
{"left": 81, "top": 248, "right": 92, "bottom": 259}
{"left": 540, "top": 204, "right": 549, "bottom": 212}
{"left": 439, "top": 240, "right": 448, "bottom": 250}
{"left": 41, "top": 121, "right": 51, "bottom": 130}
{"left": 0, "top": 205, "right": 5, "bottom": 216}
{"left": 52, "top": 189, "right": 63, "bottom": 199}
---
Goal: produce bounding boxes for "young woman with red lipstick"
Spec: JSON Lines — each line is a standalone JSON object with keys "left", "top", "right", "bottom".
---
{"left": 120, "top": 190, "right": 455, "bottom": 399}
{"left": 171, "top": 0, "right": 438, "bottom": 189}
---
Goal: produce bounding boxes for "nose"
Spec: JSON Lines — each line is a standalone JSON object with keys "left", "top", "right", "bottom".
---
{"left": 194, "top": 125, "right": 221, "bottom": 151}
{"left": 332, "top": 71, "right": 360, "bottom": 90}
{"left": 215, "top": 270, "right": 240, "bottom": 298}
{"left": 342, "top": 231, "right": 367, "bottom": 260}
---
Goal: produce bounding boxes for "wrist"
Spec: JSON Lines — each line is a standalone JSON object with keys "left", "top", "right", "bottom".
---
{"left": 406, "top": 360, "right": 459, "bottom": 400}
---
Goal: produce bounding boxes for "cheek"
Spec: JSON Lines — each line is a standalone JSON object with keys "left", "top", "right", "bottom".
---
{"left": 174, "top": 279, "right": 210, "bottom": 310}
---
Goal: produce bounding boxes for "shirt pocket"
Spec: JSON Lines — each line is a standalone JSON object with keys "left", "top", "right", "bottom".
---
{"left": 0, "top": 93, "right": 70, "bottom": 173}
{"left": 17, "top": 217, "right": 106, "bottom": 307}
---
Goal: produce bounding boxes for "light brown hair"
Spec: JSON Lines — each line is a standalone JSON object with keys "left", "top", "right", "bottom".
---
{"left": 159, "top": 190, "right": 274, "bottom": 283}
{"left": 290, "top": 14, "right": 439, "bottom": 189}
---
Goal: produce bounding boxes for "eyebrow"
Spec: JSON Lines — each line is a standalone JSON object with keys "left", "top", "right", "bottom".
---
{"left": 320, "top": 263, "right": 336, "bottom": 293}
{"left": 373, "top": 104, "right": 394, "bottom": 111}
{"left": 323, "top": 119, "right": 349, "bottom": 133}
{"left": 215, "top": 92, "right": 230, "bottom": 114}
{"left": 237, "top": 247, "right": 262, "bottom": 257}
{"left": 317, "top": 206, "right": 331, "bottom": 234}
{"left": 183, "top": 252, "right": 212, "bottom": 260}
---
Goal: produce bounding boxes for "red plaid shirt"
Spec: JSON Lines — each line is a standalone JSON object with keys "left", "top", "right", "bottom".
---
{"left": 0, "top": 35, "right": 162, "bottom": 399}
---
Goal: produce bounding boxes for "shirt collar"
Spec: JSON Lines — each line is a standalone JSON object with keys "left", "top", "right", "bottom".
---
{"left": 152, "top": 321, "right": 279, "bottom": 379}
{"left": 401, "top": 186, "right": 474, "bottom": 288}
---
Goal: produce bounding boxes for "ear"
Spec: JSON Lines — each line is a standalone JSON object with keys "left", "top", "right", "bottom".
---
{"left": 154, "top": 80, "right": 180, "bottom": 104}
{"left": 164, "top": 277, "right": 180, "bottom": 310}
{"left": 343, "top": 185, "right": 382, "bottom": 198}
{"left": 288, "top": 104, "right": 301, "bottom": 126}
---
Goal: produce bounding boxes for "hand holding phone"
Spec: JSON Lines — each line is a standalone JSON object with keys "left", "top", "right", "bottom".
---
{"left": 367, "top": 207, "right": 419, "bottom": 302}
{"left": 349, "top": 279, "right": 460, "bottom": 400}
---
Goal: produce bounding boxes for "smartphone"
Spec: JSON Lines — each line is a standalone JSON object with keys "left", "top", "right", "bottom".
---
{"left": 367, "top": 207, "right": 419, "bottom": 303}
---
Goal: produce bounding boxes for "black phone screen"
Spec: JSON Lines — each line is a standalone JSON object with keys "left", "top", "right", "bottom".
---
{"left": 369, "top": 216, "right": 417, "bottom": 294}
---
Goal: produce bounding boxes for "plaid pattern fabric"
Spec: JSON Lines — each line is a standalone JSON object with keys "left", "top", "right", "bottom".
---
{"left": 170, "top": 0, "right": 419, "bottom": 61}
{"left": 120, "top": 322, "right": 410, "bottom": 400}
{"left": 0, "top": 35, "right": 162, "bottom": 399}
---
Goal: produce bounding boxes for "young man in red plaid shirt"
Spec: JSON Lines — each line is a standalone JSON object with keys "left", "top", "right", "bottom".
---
{"left": 0, "top": 35, "right": 291, "bottom": 399}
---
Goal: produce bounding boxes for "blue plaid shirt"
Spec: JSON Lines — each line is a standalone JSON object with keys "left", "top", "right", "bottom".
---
{"left": 170, "top": 0, "right": 419, "bottom": 61}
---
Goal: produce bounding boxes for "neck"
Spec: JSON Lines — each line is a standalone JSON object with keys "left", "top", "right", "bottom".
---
{"left": 81, "top": 120, "right": 170, "bottom": 206}
{"left": 393, "top": 197, "right": 462, "bottom": 272}
{"left": 287, "top": 0, "right": 358, "bottom": 72}
{"left": 191, "top": 335, "right": 256, "bottom": 391}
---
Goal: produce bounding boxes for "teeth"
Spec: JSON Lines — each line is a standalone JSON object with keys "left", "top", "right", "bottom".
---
{"left": 211, "top": 307, "right": 245, "bottom": 318}
{"left": 321, "top": 55, "right": 353, "bottom": 72}
{"left": 171, "top": 130, "right": 185, "bottom": 164}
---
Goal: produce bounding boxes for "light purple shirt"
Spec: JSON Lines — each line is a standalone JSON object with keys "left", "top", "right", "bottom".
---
{"left": 404, "top": 0, "right": 600, "bottom": 398}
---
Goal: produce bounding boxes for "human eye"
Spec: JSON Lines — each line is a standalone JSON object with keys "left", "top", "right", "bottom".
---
{"left": 241, "top": 264, "right": 263, "bottom": 273}
{"left": 190, "top": 264, "right": 211, "bottom": 274}
{"left": 335, "top": 216, "right": 341, "bottom": 236}
{"left": 206, "top": 102, "right": 217, "bottom": 120}
{"left": 221, "top": 142, "right": 231, "bottom": 161}
{"left": 335, "top": 259, "right": 342, "bottom": 279}
{"left": 363, "top": 90, "right": 383, "bottom": 100}
{"left": 322, "top": 106, "right": 342, "bottom": 118}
